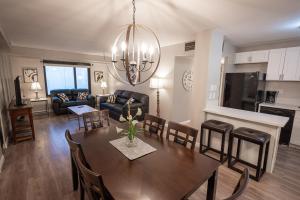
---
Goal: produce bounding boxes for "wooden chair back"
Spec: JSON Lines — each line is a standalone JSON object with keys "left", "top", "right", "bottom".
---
{"left": 166, "top": 121, "right": 198, "bottom": 150}
{"left": 83, "top": 110, "right": 110, "bottom": 131}
{"left": 224, "top": 168, "right": 249, "bottom": 200}
{"left": 74, "top": 150, "right": 111, "bottom": 200}
{"left": 143, "top": 114, "right": 166, "bottom": 136}
{"left": 65, "top": 129, "right": 90, "bottom": 169}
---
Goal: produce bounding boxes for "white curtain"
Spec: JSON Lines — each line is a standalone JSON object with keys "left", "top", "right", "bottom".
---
{"left": 0, "top": 54, "right": 14, "bottom": 149}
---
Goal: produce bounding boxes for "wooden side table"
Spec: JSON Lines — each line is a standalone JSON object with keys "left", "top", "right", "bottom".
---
{"left": 9, "top": 100, "right": 35, "bottom": 144}
{"left": 96, "top": 94, "right": 110, "bottom": 107}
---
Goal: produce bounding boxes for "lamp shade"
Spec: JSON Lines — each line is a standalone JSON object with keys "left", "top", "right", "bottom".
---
{"left": 31, "top": 82, "right": 42, "bottom": 91}
{"left": 100, "top": 81, "right": 107, "bottom": 89}
{"left": 149, "top": 78, "right": 163, "bottom": 89}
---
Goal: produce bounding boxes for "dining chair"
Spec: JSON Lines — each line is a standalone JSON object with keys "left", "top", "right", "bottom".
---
{"left": 65, "top": 130, "right": 90, "bottom": 200}
{"left": 74, "top": 150, "right": 113, "bottom": 200}
{"left": 143, "top": 114, "right": 166, "bottom": 137}
{"left": 83, "top": 110, "right": 110, "bottom": 131}
{"left": 223, "top": 168, "right": 249, "bottom": 200}
{"left": 166, "top": 121, "right": 198, "bottom": 150}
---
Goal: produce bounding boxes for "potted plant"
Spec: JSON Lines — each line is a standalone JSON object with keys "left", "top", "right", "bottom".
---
{"left": 119, "top": 98, "right": 142, "bottom": 147}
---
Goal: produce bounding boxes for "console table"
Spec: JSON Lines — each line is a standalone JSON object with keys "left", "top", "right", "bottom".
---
{"left": 9, "top": 100, "right": 35, "bottom": 144}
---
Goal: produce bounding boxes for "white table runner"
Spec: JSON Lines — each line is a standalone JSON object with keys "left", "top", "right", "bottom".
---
{"left": 109, "top": 137, "right": 157, "bottom": 160}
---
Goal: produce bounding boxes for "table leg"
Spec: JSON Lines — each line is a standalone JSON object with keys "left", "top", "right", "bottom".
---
{"left": 11, "top": 115, "right": 17, "bottom": 145}
{"left": 207, "top": 170, "right": 218, "bottom": 200}
{"left": 78, "top": 115, "right": 81, "bottom": 130}
{"left": 29, "top": 110, "right": 36, "bottom": 140}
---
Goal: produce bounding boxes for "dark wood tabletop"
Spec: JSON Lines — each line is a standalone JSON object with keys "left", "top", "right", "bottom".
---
{"left": 73, "top": 125, "right": 220, "bottom": 200}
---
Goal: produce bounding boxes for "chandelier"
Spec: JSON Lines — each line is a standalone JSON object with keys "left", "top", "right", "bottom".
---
{"left": 108, "top": 0, "right": 161, "bottom": 86}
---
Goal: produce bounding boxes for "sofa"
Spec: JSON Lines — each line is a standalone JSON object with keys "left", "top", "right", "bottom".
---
{"left": 100, "top": 90, "right": 149, "bottom": 121}
{"left": 50, "top": 89, "right": 96, "bottom": 115}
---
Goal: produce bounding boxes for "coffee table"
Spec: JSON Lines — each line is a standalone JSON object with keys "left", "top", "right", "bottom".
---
{"left": 67, "top": 105, "right": 98, "bottom": 129}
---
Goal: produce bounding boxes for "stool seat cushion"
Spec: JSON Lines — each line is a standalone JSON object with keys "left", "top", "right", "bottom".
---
{"left": 233, "top": 127, "right": 271, "bottom": 144}
{"left": 202, "top": 120, "right": 233, "bottom": 133}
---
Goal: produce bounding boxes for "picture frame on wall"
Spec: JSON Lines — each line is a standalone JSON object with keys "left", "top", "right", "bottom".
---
{"left": 23, "top": 68, "right": 38, "bottom": 83}
{"left": 94, "top": 71, "right": 104, "bottom": 83}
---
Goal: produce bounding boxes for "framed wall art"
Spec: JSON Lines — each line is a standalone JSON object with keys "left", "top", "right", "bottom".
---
{"left": 94, "top": 71, "right": 104, "bottom": 83}
{"left": 23, "top": 68, "right": 38, "bottom": 83}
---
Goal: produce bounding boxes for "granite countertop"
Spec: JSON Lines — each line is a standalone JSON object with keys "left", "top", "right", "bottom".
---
{"left": 204, "top": 105, "right": 289, "bottom": 127}
{"left": 259, "top": 103, "right": 300, "bottom": 111}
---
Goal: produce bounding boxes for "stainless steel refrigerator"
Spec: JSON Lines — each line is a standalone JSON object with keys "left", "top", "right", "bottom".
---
{"left": 223, "top": 72, "right": 266, "bottom": 112}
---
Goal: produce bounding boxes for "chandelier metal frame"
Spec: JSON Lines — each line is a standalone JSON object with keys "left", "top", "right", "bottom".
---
{"left": 106, "top": 0, "right": 161, "bottom": 86}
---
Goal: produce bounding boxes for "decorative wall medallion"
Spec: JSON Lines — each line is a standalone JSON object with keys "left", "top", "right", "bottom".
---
{"left": 182, "top": 70, "right": 192, "bottom": 92}
{"left": 23, "top": 68, "right": 38, "bottom": 83}
{"left": 94, "top": 71, "right": 104, "bottom": 83}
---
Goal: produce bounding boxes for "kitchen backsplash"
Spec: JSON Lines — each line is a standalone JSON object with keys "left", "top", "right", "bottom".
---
{"left": 266, "top": 81, "right": 300, "bottom": 106}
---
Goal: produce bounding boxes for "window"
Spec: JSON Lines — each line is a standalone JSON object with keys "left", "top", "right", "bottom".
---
{"left": 44, "top": 65, "right": 90, "bottom": 95}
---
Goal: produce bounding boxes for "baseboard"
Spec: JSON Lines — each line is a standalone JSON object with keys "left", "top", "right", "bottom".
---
{"left": 290, "top": 144, "right": 300, "bottom": 150}
{"left": 0, "top": 153, "right": 4, "bottom": 173}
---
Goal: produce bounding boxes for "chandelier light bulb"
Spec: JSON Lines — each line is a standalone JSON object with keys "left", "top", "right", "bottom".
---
{"left": 112, "top": 46, "right": 117, "bottom": 62}
{"left": 121, "top": 41, "right": 127, "bottom": 51}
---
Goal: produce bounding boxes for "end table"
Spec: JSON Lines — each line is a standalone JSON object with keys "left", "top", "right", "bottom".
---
{"left": 30, "top": 98, "right": 49, "bottom": 116}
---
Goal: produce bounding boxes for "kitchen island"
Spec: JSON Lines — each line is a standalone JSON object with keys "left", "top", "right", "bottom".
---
{"left": 203, "top": 106, "right": 289, "bottom": 173}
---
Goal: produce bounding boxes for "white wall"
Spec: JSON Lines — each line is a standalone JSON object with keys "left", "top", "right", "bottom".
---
{"left": 172, "top": 56, "right": 193, "bottom": 122}
{"left": 10, "top": 56, "right": 108, "bottom": 100}
{"left": 190, "top": 29, "right": 224, "bottom": 129}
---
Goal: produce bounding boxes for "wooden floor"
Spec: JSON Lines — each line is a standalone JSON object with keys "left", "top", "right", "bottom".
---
{"left": 0, "top": 114, "right": 300, "bottom": 200}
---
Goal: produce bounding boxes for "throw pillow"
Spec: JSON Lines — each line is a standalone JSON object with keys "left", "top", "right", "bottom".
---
{"left": 107, "top": 95, "right": 116, "bottom": 103}
{"left": 126, "top": 97, "right": 135, "bottom": 104}
{"left": 77, "top": 92, "right": 89, "bottom": 101}
{"left": 57, "top": 93, "right": 69, "bottom": 102}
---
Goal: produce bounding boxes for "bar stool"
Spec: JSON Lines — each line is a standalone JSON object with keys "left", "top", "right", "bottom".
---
{"left": 200, "top": 120, "right": 233, "bottom": 163}
{"left": 228, "top": 127, "right": 271, "bottom": 182}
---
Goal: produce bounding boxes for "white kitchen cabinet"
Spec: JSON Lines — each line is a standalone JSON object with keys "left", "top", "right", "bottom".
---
{"left": 234, "top": 50, "right": 269, "bottom": 64}
{"left": 290, "top": 111, "right": 300, "bottom": 146}
{"left": 282, "top": 47, "right": 300, "bottom": 81}
{"left": 266, "top": 48, "right": 286, "bottom": 81}
{"left": 234, "top": 52, "right": 251, "bottom": 64}
{"left": 251, "top": 50, "right": 269, "bottom": 63}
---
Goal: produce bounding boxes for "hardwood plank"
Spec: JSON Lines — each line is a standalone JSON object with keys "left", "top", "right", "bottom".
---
{"left": 0, "top": 114, "right": 299, "bottom": 200}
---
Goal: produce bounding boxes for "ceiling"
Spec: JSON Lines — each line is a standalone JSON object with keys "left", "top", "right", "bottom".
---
{"left": 0, "top": 0, "right": 300, "bottom": 54}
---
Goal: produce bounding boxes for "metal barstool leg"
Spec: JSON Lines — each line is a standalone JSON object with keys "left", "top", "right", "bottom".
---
{"left": 220, "top": 133, "right": 226, "bottom": 162}
{"left": 228, "top": 134, "right": 234, "bottom": 167}
{"left": 256, "top": 143, "right": 264, "bottom": 181}
{"left": 207, "top": 130, "right": 212, "bottom": 149}
{"left": 236, "top": 138, "right": 241, "bottom": 160}
{"left": 200, "top": 127, "right": 204, "bottom": 153}
{"left": 263, "top": 141, "right": 270, "bottom": 172}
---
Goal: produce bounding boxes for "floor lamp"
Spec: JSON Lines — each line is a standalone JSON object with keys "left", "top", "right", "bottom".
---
{"left": 149, "top": 78, "right": 163, "bottom": 117}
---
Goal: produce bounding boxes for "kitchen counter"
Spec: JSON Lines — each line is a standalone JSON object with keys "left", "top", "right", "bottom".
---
{"left": 204, "top": 106, "right": 289, "bottom": 127}
{"left": 203, "top": 105, "right": 289, "bottom": 173}
{"left": 259, "top": 103, "right": 300, "bottom": 111}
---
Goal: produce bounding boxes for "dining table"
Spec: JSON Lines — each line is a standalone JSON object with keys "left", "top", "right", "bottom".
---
{"left": 72, "top": 125, "right": 220, "bottom": 200}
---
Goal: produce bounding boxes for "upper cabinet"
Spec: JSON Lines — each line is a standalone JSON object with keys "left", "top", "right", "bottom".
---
{"left": 266, "top": 47, "right": 300, "bottom": 81}
{"left": 282, "top": 47, "right": 300, "bottom": 81}
{"left": 234, "top": 50, "right": 269, "bottom": 64}
{"left": 266, "top": 48, "right": 286, "bottom": 81}
{"left": 234, "top": 46, "right": 300, "bottom": 81}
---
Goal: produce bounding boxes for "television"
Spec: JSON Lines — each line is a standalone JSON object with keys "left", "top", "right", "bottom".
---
{"left": 14, "top": 76, "right": 23, "bottom": 106}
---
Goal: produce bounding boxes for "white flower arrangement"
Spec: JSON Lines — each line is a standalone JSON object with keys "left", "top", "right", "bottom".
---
{"left": 118, "top": 97, "right": 143, "bottom": 143}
